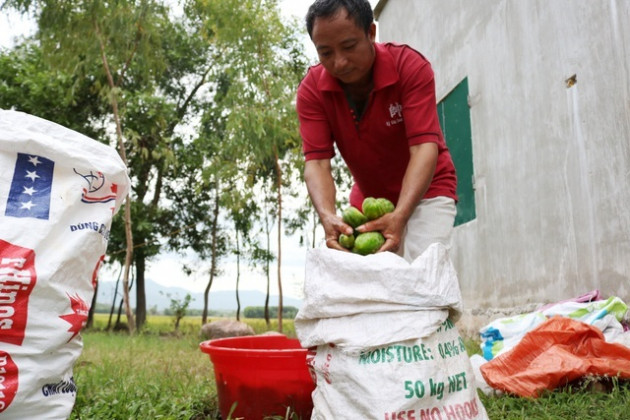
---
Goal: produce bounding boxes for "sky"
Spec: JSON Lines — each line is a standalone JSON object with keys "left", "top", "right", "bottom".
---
{"left": 0, "top": 0, "right": 378, "bottom": 300}
{"left": 0, "top": 10, "right": 35, "bottom": 48}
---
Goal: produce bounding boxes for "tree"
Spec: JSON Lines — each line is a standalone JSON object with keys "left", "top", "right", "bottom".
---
{"left": 214, "top": 166, "right": 261, "bottom": 322}
{"left": 173, "top": 71, "right": 233, "bottom": 326}
{"left": 191, "top": 0, "right": 308, "bottom": 332}
{"left": 3, "top": 0, "right": 310, "bottom": 332}
{"left": 2, "top": 0, "right": 234, "bottom": 331}
{"left": 4, "top": 0, "right": 180, "bottom": 332}
{"left": 161, "top": 139, "right": 229, "bottom": 326}
{"left": 252, "top": 188, "right": 276, "bottom": 326}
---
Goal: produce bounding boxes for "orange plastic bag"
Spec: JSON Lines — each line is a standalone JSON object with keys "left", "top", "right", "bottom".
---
{"left": 480, "top": 316, "right": 630, "bottom": 397}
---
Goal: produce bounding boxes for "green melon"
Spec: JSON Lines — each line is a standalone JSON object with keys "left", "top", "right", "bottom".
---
{"left": 362, "top": 197, "right": 395, "bottom": 220}
{"left": 342, "top": 206, "right": 368, "bottom": 228}
{"left": 361, "top": 197, "right": 379, "bottom": 220}
{"left": 338, "top": 233, "right": 355, "bottom": 249}
{"left": 376, "top": 197, "right": 395, "bottom": 214}
{"left": 352, "top": 232, "right": 385, "bottom": 255}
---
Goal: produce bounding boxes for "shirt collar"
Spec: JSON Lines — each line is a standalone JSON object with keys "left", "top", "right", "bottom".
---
{"left": 316, "top": 42, "right": 399, "bottom": 92}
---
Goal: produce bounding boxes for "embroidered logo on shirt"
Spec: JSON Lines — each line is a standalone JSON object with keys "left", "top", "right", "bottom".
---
{"left": 386, "top": 102, "right": 404, "bottom": 127}
{"left": 389, "top": 102, "right": 403, "bottom": 118}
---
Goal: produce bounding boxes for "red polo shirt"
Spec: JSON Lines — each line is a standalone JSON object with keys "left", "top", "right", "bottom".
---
{"left": 297, "top": 42, "right": 457, "bottom": 208}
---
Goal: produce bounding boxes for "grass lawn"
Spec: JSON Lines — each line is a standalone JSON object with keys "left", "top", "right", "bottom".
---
{"left": 70, "top": 315, "right": 630, "bottom": 419}
{"left": 70, "top": 330, "right": 218, "bottom": 420}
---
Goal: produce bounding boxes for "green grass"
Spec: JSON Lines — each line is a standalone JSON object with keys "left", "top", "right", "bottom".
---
{"left": 70, "top": 317, "right": 630, "bottom": 419}
{"left": 71, "top": 315, "right": 296, "bottom": 420}
{"left": 479, "top": 377, "right": 630, "bottom": 419}
{"left": 70, "top": 331, "right": 218, "bottom": 420}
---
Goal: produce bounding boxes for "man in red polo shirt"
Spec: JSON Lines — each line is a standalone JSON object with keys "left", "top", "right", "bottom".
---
{"left": 297, "top": 0, "right": 457, "bottom": 261}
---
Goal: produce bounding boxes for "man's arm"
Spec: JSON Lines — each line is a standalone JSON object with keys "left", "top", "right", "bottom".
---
{"left": 357, "top": 142, "right": 438, "bottom": 253}
{"left": 304, "top": 159, "right": 354, "bottom": 250}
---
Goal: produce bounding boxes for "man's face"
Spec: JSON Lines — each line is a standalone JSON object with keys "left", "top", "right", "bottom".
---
{"left": 311, "top": 9, "right": 376, "bottom": 87}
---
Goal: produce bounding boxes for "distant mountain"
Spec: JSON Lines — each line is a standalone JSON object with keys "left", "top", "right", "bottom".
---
{"left": 96, "top": 278, "right": 303, "bottom": 311}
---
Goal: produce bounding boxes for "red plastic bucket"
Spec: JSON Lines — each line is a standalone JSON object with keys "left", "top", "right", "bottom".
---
{"left": 199, "top": 335, "right": 315, "bottom": 419}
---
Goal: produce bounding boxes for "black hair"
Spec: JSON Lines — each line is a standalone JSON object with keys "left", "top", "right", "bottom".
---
{"left": 305, "top": 0, "right": 374, "bottom": 39}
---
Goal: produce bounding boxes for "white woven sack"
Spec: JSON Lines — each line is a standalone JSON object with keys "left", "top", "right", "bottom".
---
{"left": 308, "top": 320, "right": 489, "bottom": 419}
{"left": 0, "top": 110, "right": 129, "bottom": 419}
{"left": 295, "top": 243, "right": 464, "bottom": 351}
{"left": 295, "top": 243, "right": 488, "bottom": 419}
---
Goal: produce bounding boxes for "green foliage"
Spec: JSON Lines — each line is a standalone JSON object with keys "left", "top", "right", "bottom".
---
{"left": 2, "top": 0, "right": 313, "bottom": 331}
{"left": 243, "top": 306, "right": 299, "bottom": 319}
{"left": 0, "top": 43, "right": 106, "bottom": 139}
{"left": 193, "top": 0, "right": 307, "bottom": 194}
{"left": 32, "top": 0, "right": 171, "bottom": 85}
{"left": 1, "top": 0, "right": 211, "bottom": 329}
{"left": 185, "top": 0, "right": 310, "bottom": 331}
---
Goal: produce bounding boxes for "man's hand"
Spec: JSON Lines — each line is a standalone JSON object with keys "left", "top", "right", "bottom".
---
{"left": 321, "top": 213, "right": 354, "bottom": 251}
{"left": 355, "top": 210, "right": 406, "bottom": 253}
{"left": 304, "top": 158, "right": 354, "bottom": 251}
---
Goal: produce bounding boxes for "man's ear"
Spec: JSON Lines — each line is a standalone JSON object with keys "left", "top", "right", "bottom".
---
{"left": 368, "top": 22, "right": 377, "bottom": 42}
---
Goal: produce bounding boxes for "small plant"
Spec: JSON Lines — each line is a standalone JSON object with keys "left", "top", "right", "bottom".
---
{"left": 264, "top": 407, "right": 302, "bottom": 420}
{"left": 161, "top": 292, "right": 193, "bottom": 333}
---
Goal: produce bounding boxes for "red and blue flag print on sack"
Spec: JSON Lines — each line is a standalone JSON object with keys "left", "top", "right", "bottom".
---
{"left": 5, "top": 153, "right": 54, "bottom": 220}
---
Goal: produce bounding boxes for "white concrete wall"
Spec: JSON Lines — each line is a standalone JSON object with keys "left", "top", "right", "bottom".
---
{"left": 376, "top": 0, "right": 630, "bottom": 332}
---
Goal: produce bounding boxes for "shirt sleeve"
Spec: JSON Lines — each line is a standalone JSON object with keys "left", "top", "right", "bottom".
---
{"left": 296, "top": 71, "right": 336, "bottom": 161}
{"left": 398, "top": 48, "right": 444, "bottom": 147}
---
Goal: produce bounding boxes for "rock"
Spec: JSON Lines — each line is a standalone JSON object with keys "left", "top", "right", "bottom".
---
{"left": 200, "top": 319, "right": 255, "bottom": 339}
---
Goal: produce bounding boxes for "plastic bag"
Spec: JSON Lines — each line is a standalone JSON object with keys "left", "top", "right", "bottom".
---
{"left": 480, "top": 316, "right": 630, "bottom": 398}
{"left": 480, "top": 295, "right": 628, "bottom": 360}
{"left": 0, "top": 110, "right": 129, "bottom": 419}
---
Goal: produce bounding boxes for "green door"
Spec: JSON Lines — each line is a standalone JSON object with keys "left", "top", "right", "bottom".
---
{"left": 438, "top": 78, "right": 475, "bottom": 226}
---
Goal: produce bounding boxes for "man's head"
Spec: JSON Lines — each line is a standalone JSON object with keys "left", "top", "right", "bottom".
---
{"left": 306, "top": 0, "right": 374, "bottom": 39}
{"left": 306, "top": 0, "right": 376, "bottom": 87}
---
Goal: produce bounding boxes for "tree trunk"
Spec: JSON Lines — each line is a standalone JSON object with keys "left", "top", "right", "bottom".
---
{"left": 135, "top": 250, "right": 146, "bottom": 329}
{"left": 202, "top": 275, "right": 213, "bottom": 326}
{"left": 96, "top": 24, "right": 135, "bottom": 334}
{"left": 86, "top": 281, "right": 98, "bottom": 329}
{"left": 274, "top": 147, "right": 283, "bottom": 333}
{"left": 264, "top": 197, "right": 271, "bottom": 328}
{"left": 235, "top": 227, "right": 241, "bottom": 321}
{"left": 116, "top": 277, "right": 134, "bottom": 329}
{"left": 121, "top": 198, "right": 135, "bottom": 334}
{"left": 115, "top": 297, "right": 124, "bottom": 327}
{"left": 107, "top": 289, "right": 117, "bottom": 331}
{"left": 106, "top": 265, "right": 122, "bottom": 331}
{"left": 202, "top": 181, "right": 220, "bottom": 325}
